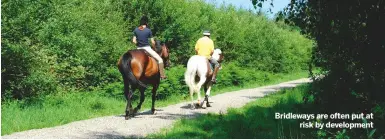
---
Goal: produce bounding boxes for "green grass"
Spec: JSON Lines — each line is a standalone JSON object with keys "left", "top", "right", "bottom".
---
{"left": 211, "top": 70, "right": 308, "bottom": 96}
{"left": 148, "top": 84, "right": 314, "bottom": 139}
{"left": 1, "top": 71, "right": 309, "bottom": 136}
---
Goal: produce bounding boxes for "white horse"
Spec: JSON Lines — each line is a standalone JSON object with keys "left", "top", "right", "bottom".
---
{"left": 184, "top": 49, "right": 223, "bottom": 109}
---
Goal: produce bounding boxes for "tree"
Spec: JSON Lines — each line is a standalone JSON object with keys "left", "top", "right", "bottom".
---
{"left": 251, "top": 0, "right": 385, "bottom": 138}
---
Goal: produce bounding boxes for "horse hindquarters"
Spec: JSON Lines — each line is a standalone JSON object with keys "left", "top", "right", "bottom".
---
{"left": 185, "top": 56, "right": 208, "bottom": 108}
{"left": 118, "top": 52, "right": 143, "bottom": 119}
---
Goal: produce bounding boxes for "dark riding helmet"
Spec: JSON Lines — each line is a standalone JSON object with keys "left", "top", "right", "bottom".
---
{"left": 203, "top": 30, "right": 211, "bottom": 36}
{"left": 140, "top": 16, "right": 149, "bottom": 26}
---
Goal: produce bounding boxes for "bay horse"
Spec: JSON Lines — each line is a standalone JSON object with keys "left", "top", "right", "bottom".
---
{"left": 117, "top": 41, "right": 170, "bottom": 120}
{"left": 184, "top": 49, "right": 224, "bottom": 109}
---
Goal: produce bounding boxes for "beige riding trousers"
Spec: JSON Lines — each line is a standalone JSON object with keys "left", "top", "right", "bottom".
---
{"left": 137, "top": 46, "right": 163, "bottom": 64}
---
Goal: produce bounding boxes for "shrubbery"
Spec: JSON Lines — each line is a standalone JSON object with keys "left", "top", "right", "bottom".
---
{"left": 1, "top": 0, "right": 313, "bottom": 100}
{"left": 251, "top": 0, "right": 385, "bottom": 138}
{"left": 2, "top": 0, "right": 129, "bottom": 99}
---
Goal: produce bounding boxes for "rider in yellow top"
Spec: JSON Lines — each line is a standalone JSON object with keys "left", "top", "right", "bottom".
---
{"left": 195, "top": 30, "right": 220, "bottom": 83}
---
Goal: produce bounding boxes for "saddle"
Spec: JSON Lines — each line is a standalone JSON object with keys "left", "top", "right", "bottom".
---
{"left": 142, "top": 50, "right": 154, "bottom": 57}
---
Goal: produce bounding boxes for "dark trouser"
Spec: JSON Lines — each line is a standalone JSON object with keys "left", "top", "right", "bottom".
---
{"left": 209, "top": 57, "right": 220, "bottom": 83}
{"left": 209, "top": 57, "right": 220, "bottom": 68}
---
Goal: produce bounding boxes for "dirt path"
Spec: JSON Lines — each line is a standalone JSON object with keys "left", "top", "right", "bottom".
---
{"left": 2, "top": 78, "right": 311, "bottom": 139}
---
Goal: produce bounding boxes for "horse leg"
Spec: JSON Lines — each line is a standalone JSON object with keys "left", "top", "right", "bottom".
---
{"left": 134, "top": 87, "right": 146, "bottom": 114}
{"left": 151, "top": 83, "right": 159, "bottom": 114}
{"left": 205, "top": 83, "right": 212, "bottom": 107}
{"left": 201, "top": 84, "right": 208, "bottom": 108}
{"left": 189, "top": 84, "right": 195, "bottom": 109}
{"left": 124, "top": 79, "right": 135, "bottom": 120}
{"left": 196, "top": 77, "right": 206, "bottom": 108}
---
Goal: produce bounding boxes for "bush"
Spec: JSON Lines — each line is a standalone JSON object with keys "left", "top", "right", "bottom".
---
{"left": 2, "top": 0, "right": 129, "bottom": 99}
{"left": 251, "top": 0, "right": 385, "bottom": 137}
{"left": 1, "top": 0, "right": 312, "bottom": 101}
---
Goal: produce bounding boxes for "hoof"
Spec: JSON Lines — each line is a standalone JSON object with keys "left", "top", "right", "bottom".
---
{"left": 133, "top": 108, "right": 139, "bottom": 114}
{"left": 206, "top": 103, "right": 212, "bottom": 107}
{"left": 128, "top": 108, "right": 135, "bottom": 116}
{"left": 125, "top": 116, "right": 130, "bottom": 120}
{"left": 151, "top": 109, "right": 157, "bottom": 115}
{"left": 190, "top": 104, "right": 196, "bottom": 110}
{"left": 201, "top": 101, "right": 207, "bottom": 109}
{"left": 195, "top": 102, "right": 201, "bottom": 108}
{"left": 130, "top": 113, "right": 135, "bottom": 117}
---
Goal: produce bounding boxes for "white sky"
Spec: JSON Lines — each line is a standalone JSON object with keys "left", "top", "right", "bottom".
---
{"left": 205, "top": 0, "right": 290, "bottom": 18}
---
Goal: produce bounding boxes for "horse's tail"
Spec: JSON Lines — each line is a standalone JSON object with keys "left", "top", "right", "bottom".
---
{"left": 185, "top": 57, "right": 198, "bottom": 92}
{"left": 184, "top": 68, "right": 195, "bottom": 88}
{"left": 120, "top": 52, "right": 147, "bottom": 88}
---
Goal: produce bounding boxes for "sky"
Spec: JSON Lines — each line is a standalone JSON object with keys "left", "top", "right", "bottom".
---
{"left": 205, "top": 0, "right": 290, "bottom": 19}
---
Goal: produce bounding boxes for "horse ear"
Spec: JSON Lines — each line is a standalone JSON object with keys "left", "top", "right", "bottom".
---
{"left": 219, "top": 53, "right": 224, "bottom": 63}
{"left": 163, "top": 41, "right": 172, "bottom": 50}
{"left": 163, "top": 40, "right": 172, "bottom": 46}
{"left": 154, "top": 38, "right": 162, "bottom": 44}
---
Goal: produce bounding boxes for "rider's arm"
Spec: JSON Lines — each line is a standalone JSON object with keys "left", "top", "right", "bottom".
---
{"left": 132, "top": 36, "right": 137, "bottom": 44}
{"left": 132, "top": 29, "right": 137, "bottom": 44}
{"left": 151, "top": 38, "right": 156, "bottom": 49}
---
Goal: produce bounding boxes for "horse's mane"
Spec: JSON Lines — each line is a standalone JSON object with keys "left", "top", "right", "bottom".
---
{"left": 155, "top": 39, "right": 163, "bottom": 53}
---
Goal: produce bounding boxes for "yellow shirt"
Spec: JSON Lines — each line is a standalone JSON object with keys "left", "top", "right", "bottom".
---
{"left": 195, "top": 36, "right": 214, "bottom": 59}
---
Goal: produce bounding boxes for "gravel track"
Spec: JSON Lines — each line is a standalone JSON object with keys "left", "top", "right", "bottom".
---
{"left": 2, "top": 78, "right": 311, "bottom": 139}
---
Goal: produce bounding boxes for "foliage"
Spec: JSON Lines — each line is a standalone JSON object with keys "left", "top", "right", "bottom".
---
{"left": 1, "top": 0, "right": 312, "bottom": 100}
{"left": 125, "top": 0, "right": 314, "bottom": 71}
{"left": 252, "top": 0, "right": 385, "bottom": 138}
{"left": 2, "top": 0, "right": 130, "bottom": 99}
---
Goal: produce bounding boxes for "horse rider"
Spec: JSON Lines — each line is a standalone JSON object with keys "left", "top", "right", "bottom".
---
{"left": 132, "top": 16, "right": 167, "bottom": 79}
{"left": 194, "top": 30, "right": 220, "bottom": 83}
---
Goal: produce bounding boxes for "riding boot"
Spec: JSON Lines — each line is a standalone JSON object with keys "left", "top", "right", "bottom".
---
{"left": 211, "top": 66, "right": 220, "bottom": 84}
{"left": 158, "top": 63, "right": 167, "bottom": 79}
